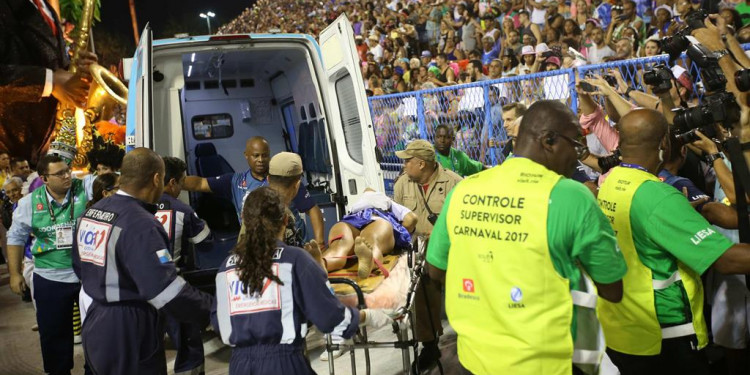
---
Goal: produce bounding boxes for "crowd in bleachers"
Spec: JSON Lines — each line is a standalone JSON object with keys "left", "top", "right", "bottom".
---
{"left": 219, "top": 0, "right": 750, "bottom": 95}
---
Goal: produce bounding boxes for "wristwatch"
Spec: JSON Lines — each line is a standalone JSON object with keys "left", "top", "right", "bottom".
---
{"left": 714, "top": 49, "right": 730, "bottom": 59}
{"left": 705, "top": 152, "right": 724, "bottom": 164}
{"left": 624, "top": 86, "right": 635, "bottom": 99}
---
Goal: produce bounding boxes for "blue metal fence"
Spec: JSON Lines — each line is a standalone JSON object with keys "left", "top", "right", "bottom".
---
{"left": 371, "top": 45, "right": 750, "bottom": 192}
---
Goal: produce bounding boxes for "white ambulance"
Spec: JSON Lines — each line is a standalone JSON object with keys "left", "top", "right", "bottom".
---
{"left": 124, "top": 15, "right": 384, "bottom": 272}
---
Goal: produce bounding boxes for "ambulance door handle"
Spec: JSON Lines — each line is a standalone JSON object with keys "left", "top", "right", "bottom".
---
{"left": 348, "top": 179, "right": 357, "bottom": 195}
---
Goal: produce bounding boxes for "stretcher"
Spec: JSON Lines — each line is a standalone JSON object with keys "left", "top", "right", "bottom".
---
{"left": 324, "top": 236, "right": 443, "bottom": 375}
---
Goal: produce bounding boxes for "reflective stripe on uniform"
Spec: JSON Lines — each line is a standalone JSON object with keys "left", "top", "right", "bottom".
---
{"left": 571, "top": 290, "right": 598, "bottom": 309}
{"left": 189, "top": 221, "right": 211, "bottom": 244}
{"left": 149, "top": 276, "right": 186, "bottom": 309}
{"left": 278, "top": 263, "right": 296, "bottom": 344}
{"left": 330, "top": 307, "right": 352, "bottom": 339}
{"left": 215, "top": 270, "right": 234, "bottom": 346}
{"left": 573, "top": 349, "right": 601, "bottom": 365}
{"left": 652, "top": 271, "right": 681, "bottom": 290}
{"left": 661, "top": 322, "right": 695, "bottom": 339}
{"left": 105, "top": 226, "right": 122, "bottom": 302}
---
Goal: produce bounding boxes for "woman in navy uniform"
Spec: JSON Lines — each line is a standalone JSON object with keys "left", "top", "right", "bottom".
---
{"left": 212, "top": 187, "right": 392, "bottom": 374}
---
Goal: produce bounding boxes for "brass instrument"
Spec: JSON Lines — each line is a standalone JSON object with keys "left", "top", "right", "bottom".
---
{"left": 52, "top": 0, "right": 128, "bottom": 168}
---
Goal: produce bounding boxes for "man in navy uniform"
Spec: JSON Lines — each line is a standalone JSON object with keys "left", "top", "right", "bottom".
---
{"left": 157, "top": 156, "right": 212, "bottom": 375}
{"left": 73, "top": 148, "right": 214, "bottom": 375}
{"left": 183, "top": 136, "right": 325, "bottom": 244}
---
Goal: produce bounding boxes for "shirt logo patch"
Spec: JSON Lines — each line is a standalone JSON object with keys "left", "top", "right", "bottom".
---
{"left": 77, "top": 218, "right": 111, "bottom": 267}
{"left": 272, "top": 247, "right": 284, "bottom": 260}
{"left": 463, "top": 278, "right": 475, "bottom": 293}
{"left": 510, "top": 287, "right": 523, "bottom": 302}
{"left": 226, "top": 266, "right": 281, "bottom": 316}
{"left": 156, "top": 249, "right": 172, "bottom": 264}
{"left": 36, "top": 203, "right": 44, "bottom": 211}
{"left": 155, "top": 210, "right": 174, "bottom": 240}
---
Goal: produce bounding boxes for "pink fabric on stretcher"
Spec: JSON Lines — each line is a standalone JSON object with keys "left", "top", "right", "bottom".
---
{"left": 337, "top": 254, "right": 410, "bottom": 310}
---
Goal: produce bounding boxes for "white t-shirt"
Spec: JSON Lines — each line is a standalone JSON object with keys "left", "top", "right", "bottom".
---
{"left": 587, "top": 44, "right": 615, "bottom": 64}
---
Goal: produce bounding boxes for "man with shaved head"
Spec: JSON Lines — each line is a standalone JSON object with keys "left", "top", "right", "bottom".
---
{"left": 426, "top": 100, "right": 626, "bottom": 374}
{"left": 597, "top": 109, "right": 750, "bottom": 374}
{"left": 183, "top": 136, "right": 325, "bottom": 244}
{"left": 74, "top": 148, "right": 213, "bottom": 375}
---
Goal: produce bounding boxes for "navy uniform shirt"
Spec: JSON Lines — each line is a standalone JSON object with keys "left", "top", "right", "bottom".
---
{"left": 73, "top": 191, "right": 213, "bottom": 324}
{"left": 156, "top": 193, "right": 211, "bottom": 267}
{"left": 211, "top": 241, "right": 359, "bottom": 347}
{"left": 207, "top": 170, "right": 316, "bottom": 222}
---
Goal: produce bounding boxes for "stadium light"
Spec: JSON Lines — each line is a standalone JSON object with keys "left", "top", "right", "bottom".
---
{"left": 199, "top": 11, "right": 215, "bottom": 34}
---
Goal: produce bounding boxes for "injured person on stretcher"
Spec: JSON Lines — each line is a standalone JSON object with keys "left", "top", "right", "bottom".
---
{"left": 306, "top": 189, "right": 417, "bottom": 280}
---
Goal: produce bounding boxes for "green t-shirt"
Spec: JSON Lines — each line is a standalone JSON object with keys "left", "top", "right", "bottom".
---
{"left": 736, "top": 2, "right": 750, "bottom": 26}
{"left": 428, "top": 178, "right": 626, "bottom": 285}
{"left": 629, "top": 181, "right": 733, "bottom": 324}
{"left": 428, "top": 178, "right": 626, "bottom": 337}
{"left": 436, "top": 148, "right": 484, "bottom": 177}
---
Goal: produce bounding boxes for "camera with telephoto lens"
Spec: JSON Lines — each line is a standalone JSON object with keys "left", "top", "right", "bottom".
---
{"left": 672, "top": 91, "right": 739, "bottom": 143}
{"left": 661, "top": 9, "right": 708, "bottom": 60}
{"left": 643, "top": 64, "right": 673, "bottom": 94}
{"left": 598, "top": 149, "right": 622, "bottom": 174}
{"left": 735, "top": 69, "right": 750, "bottom": 92}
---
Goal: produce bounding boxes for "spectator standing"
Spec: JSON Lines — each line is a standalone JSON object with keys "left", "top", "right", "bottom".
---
{"left": 481, "top": 35, "right": 501, "bottom": 65}
{"left": 0, "top": 151, "right": 10, "bottom": 188}
{"left": 434, "top": 124, "right": 484, "bottom": 177}
{"left": 587, "top": 27, "right": 615, "bottom": 64}
{"left": 518, "top": 10, "right": 543, "bottom": 45}
{"left": 11, "top": 158, "right": 38, "bottom": 196}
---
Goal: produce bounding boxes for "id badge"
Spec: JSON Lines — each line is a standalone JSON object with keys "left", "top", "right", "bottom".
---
{"left": 55, "top": 225, "right": 74, "bottom": 249}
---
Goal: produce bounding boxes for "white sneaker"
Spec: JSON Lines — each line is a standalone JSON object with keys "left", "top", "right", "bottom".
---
{"left": 73, "top": 335, "right": 82, "bottom": 344}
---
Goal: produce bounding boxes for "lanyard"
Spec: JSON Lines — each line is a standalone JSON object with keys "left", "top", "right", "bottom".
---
{"left": 46, "top": 184, "right": 75, "bottom": 223}
{"left": 620, "top": 163, "right": 649, "bottom": 173}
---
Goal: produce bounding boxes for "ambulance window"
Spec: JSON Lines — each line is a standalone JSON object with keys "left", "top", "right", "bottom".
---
{"left": 335, "top": 75, "right": 363, "bottom": 163}
{"left": 281, "top": 103, "right": 298, "bottom": 152}
{"left": 191, "top": 113, "right": 234, "bottom": 140}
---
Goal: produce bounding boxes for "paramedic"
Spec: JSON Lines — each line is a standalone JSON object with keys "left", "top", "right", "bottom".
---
{"left": 183, "top": 136, "right": 325, "bottom": 244}
{"left": 211, "top": 186, "right": 392, "bottom": 374}
{"left": 427, "top": 100, "right": 627, "bottom": 375}
{"left": 393, "top": 139, "right": 462, "bottom": 373}
{"left": 73, "top": 148, "right": 213, "bottom": 375}
{"left": 596, "top": 109, "right": 750, "bottom": 374}
{"left": 157, "top": 156, "right": 212, "bottom": 374}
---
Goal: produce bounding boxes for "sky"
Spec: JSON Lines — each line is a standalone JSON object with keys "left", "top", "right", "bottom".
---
{"left": 99, "top": 0, "right": 253, "bottom": 43}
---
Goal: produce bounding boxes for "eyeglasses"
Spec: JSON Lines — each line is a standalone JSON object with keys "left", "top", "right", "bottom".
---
{"left": 47, "top": 168, "right": 72, "bottom": 178}
{"left": 555, "top": 132, "right": 590, "bottom": 160}
{"left": 104, "top": 184, "right": 120, "bottom": 192}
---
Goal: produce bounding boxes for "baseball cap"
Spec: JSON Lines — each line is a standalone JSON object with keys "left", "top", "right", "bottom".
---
{"left": 395, "top": 140, "right": 436, "bottom": 161}
{"left": 421, "top": 50, "right": 432, "bottom": 58}
{"left": 521, "top": 45, "right": 535, "bottom": 55}
{"left": 545, "top": 56, "right": 561, "bottom": 67}
{"left": 585, "top": 18, "right": 601, "bottom": 28}
{"left": 269, "top": 152, "right": 303, "bottom": 177}
{"left": 654, "top": 5, "right": 673, "bottom": 17}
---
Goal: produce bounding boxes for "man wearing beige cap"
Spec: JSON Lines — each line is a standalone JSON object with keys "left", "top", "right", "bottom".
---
{"left": 184, "top": 137, "right": 324, "bottom": 246}
{"left": 393, "top": 139, "right": 461, "bottom": 373}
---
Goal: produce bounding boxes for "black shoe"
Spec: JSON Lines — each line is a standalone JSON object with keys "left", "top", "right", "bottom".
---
{"left": 411, "top": 341, "right": 441, "bottom": 374}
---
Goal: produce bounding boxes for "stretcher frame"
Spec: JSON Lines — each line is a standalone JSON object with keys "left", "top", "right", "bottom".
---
{"left": 325, "top": 235, "right": 440, "bottom": 375}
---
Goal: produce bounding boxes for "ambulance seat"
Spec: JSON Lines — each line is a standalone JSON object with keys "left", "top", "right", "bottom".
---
{"left": 191, "top": 143, "right": 238, "bottom": 271}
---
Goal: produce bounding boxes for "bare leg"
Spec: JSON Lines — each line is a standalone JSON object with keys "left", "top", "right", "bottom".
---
{"left": 321, "top": 222, "right": 360, "bottom": 272}
{"left": 354, "top": 219, "right": 396, "bottom": 279}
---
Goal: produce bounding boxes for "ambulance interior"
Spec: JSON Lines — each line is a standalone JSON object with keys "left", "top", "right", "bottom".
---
{"left": 149, "top": 41, "right": 341, "bottom": 271}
